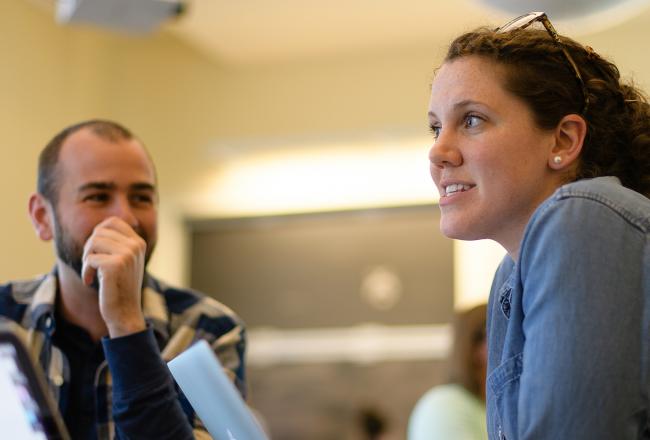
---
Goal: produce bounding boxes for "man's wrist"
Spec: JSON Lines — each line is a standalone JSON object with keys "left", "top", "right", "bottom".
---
{"left": 107, "top": 317, "right": 146, "bottom": 338}
{"left": 102, "top": 325, "right": 169, "bottom": 394}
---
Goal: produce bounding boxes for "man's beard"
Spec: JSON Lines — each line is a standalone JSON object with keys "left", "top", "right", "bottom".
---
{"left": 52, "top": 210, "right": 154, "bottom": 291}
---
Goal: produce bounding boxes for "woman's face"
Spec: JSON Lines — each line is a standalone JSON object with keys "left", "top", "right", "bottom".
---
{"left": 428, "top": 56, "right": 563, "bottom": 256}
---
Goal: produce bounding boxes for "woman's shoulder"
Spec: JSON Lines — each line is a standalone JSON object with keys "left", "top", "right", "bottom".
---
{"left": 560, "top": 176, "right": 647, "bottom": 201}
{"left": 519, "top": 176, "right": 650, "bottom": 269}
{"left": 540, "top": 176, "right": 650, "bottom": 232}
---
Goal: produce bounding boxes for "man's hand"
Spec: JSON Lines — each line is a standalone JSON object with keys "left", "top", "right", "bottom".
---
{"left": 82, "top": 216, "right": 147, "bottom": 338}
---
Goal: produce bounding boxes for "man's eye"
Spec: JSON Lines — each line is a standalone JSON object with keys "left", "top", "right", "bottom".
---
{"left": 84, "top": 193, "right": 109, "bottom": 202}
{"left": 131, "top": 194, "right": 153, "bottom": 204}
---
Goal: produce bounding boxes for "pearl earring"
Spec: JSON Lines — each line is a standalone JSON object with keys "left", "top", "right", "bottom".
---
{"left": 553, "top": 156, "right": 562, "bottom": 164}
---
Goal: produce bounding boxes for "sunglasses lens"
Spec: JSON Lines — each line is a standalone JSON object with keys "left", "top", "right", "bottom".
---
{"left": 496, "top": 12, "right": 544, "bottom": 32}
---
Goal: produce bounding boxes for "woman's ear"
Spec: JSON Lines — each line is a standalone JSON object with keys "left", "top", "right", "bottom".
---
{"left": 29, "top": 193, "right": 54, "bottom": 241}
{"left": 548, "top": 114, "right": 587, "bottom": 170}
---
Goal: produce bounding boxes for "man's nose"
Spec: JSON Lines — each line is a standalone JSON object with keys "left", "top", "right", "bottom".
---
{"left": 111, "top": 196, "right": 138, "bottom": 227}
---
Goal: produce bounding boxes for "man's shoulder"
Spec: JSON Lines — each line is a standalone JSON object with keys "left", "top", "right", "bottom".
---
{"left": 0, "top": 274, "right": 50, "bottom": 321}
{"left": 147, "top": 274, "right": 243, "bottom": 325}
{"left": 1, "top": 274, "right": 47, "bottom": 295}
{"left": 148, "top": 275, "right": 247, "bottom": 370}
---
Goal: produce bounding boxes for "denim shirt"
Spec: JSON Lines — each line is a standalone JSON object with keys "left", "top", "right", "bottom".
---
{"left": 486, "top": 177, "right": 650, "bottom": 440}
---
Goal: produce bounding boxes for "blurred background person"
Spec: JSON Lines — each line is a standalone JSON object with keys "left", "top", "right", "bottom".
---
{"left": 356, "top": 405, "right": 390, "bottom": 440}
{"left": 408, "top": 304, "right": 487, "bottom": 440}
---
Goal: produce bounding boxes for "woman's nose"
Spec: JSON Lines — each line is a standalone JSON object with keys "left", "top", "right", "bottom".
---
{"left": 429, "top": 131, "right": 462, "bottom": 168}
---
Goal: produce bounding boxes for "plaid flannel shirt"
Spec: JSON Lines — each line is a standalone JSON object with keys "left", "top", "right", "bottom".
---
{"left": 0, "top": 270, "right": 247, "bottom": 439}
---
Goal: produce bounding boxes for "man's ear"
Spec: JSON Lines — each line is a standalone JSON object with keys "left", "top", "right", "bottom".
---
{"left": 29, "top": 193, "right": 54, "bottom": 241}
{"left": 548, "top": 114, "right": 587, "bottom": 170}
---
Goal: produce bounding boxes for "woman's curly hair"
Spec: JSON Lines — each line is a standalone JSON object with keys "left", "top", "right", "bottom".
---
{"left": 444, "top": 27, "right": 650, "bottom": 197}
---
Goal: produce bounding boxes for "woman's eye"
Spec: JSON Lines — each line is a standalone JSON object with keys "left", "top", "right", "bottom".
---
{"left": 429, "top": 124, "right": 441, "bottom": 140}
{"left": 464, "top": 114, "right": 483, "bottom": 129}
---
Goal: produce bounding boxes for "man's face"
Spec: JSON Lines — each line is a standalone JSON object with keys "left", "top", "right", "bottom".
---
{"left": 49, "top": 128, "right": 158, "bottom": 282}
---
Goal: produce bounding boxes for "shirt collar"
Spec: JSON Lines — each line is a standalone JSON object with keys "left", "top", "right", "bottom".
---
{"left": 25, "top": 271, "right": 58, "bottom": 332}
{"left": 26, "top": 270, "right": 171, "bottom": 343}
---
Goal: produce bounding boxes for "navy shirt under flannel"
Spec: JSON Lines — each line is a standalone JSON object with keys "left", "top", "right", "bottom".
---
{"left": 0, "top": 270, "right": 247, "bottom": 439}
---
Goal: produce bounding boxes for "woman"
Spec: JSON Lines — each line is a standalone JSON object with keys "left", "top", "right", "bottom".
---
{"left": 427, "top": 12, "right": 650, "bottom": 440}
{"left": 408, "top": 304, "right": 488, "bottom": 440}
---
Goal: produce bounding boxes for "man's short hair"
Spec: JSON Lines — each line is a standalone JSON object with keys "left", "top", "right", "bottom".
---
{"left": 38, "top": 120, "right": 136, "bottom": 204}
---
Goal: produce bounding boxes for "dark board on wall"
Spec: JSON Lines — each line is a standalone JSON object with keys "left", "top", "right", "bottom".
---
{"left": 189, "top": 204, "right": 454, "bottom": 329}
{"left": 188, "top": 205, "right": 456, "bottom": 439}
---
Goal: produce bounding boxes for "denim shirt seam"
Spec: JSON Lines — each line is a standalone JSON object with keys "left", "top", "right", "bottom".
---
{"left": 487, "top": 352, "right": 523, "bottom": 399}
{"left": 555, "top": 188, "right": 650, "bottom": 233}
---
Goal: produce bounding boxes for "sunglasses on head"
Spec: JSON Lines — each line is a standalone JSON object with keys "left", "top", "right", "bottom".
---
{"left": 495, "top": 11, "right": 589, "bottom": 115}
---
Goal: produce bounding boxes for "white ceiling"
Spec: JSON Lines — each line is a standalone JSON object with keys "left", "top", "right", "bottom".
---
{"left": 30, "top": 0, "right": 650, "bottom": 65}
{"left": 166, "top": 0, "right": 650, "bottom": 65}
{"left": 167, "top": 1, "right": 502, "bottom": 65}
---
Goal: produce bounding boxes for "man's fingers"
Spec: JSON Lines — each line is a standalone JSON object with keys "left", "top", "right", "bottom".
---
{"left": 81, "top": 259, "right": 97, "bottom": 287}
{"left": 82, "top": 217, "right": 146, "bottom": 291}
{"left": 83, "top": 219, "right": 147, "bottom": 260}
{"left": 85, "top": 230, "right": 145, "bottom": 257}
{"left": 95, "top": 216, "right": 142, "bottom": 238}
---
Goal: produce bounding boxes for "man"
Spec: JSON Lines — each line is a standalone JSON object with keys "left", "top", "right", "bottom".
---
{"left": 0, "top": 120, "right": 246, "bottom": 439}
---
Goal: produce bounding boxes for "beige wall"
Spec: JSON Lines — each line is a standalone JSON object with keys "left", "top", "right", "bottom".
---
{"left": 0, "top": 2, "right": 217, "bottom": 282}
{"left": 0, "top": 2, "right": 438, "bottom": 286}
{"left": 2, "top": 1, "right": 650, "bottom": 288}
{"left": 1, "top": 3, "right": 107, "bottom": 281}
